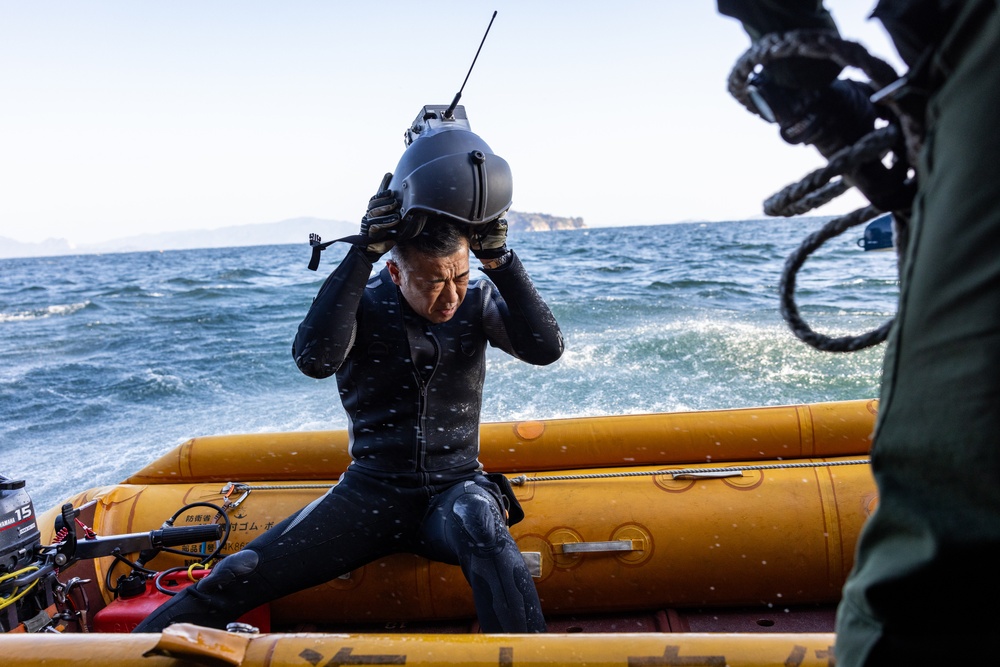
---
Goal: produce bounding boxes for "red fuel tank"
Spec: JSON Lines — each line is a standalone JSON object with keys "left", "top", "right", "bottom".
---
{"left": 92, "top": 569, "right": 270, "bottom": 633}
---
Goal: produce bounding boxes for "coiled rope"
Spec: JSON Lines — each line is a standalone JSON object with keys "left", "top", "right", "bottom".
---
{"left": 728, "top": 30, "right": 922, "bottom": 352}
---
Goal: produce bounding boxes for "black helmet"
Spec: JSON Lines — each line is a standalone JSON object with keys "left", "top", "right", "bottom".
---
{"left": 388, "top": 105, "right": 512, "bottom": 227}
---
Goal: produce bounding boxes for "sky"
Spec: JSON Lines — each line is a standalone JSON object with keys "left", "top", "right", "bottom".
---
{"left": 0, "top": 1, "right": 901, "bottom": 246}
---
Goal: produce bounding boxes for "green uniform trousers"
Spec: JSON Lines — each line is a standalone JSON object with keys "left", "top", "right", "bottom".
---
{"left": 835, "top": 1, "right": 1000, "bottom": 664}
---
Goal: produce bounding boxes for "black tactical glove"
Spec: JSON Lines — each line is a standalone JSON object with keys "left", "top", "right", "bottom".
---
{"left": 359, "top": 173, "right": 403, "bottom": 259}
{"left": 747, "top": 72, "right": 878, "bottom": 157}
{"left": 747, "top": 71, "right": 914, "bottom": 212}
{"left": 470, "top": 218, "right": 510, "bottom": 268}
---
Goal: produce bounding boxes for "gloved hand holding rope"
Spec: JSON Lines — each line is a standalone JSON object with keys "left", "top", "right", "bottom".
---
{"left": 729, "top": 29, "right": 919, "bottom": 352}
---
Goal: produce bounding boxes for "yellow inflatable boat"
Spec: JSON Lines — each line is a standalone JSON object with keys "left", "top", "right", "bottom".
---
{"left": 1, "top": 399, "right": 877, "bottom": 666}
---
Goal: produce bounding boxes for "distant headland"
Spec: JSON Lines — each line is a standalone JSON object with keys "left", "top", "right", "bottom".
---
{"left": 0, "top": 211, "right": 587, "bottom": 259}
{"left": 505, "top": 211, "right": 586, "bottom": 233}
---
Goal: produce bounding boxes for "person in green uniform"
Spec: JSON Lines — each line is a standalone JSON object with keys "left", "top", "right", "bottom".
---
{"left": 719, "top": 1, "right": 1000, "bottom": 664}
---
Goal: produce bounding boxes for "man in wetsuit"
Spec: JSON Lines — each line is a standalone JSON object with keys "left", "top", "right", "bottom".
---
{"left": 133, "top": 166, "right": 563, "bottom": 633}
{"left": 719, "top": 1, "right": 1000, "bottom": 664}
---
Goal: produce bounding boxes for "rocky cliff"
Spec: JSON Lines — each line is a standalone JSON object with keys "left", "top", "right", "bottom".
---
{"left": 505, "top": 211, "right": 586, "bottom": 232}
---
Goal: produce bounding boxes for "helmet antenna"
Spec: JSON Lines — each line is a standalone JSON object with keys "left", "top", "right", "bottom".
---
{"left": 444, "top": 10, "right": 498, "bottom": 120}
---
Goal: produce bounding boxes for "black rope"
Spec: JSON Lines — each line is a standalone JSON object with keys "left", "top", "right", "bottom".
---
{"left": 727, "top": 29, "right": 921, "bottom": 162}
{"left": 728, "top": 30, "right": 919, "bottom": 352}
{"left": 780, "top": 208, "right": 895, "bottom": 351}
{"left": 763, "top": 125, "right": 902, "bottom": 218}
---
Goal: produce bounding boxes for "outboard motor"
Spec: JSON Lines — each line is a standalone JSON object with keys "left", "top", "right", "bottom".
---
{"left": 1, "top": 475, "right": 44, "bottom": 633}
{"left": 0, "top": 476, "right": 40, "bottom": 576}
{"left": 2, "top": 475, "right": 228, "bottom": 633}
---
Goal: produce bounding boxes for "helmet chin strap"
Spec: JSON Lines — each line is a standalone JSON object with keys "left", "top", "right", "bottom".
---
{"left": 306, "top": 215, "right": 429, "bottom": 271}
{"left": 307, "top": 233, "right": 336, "bottom": 271}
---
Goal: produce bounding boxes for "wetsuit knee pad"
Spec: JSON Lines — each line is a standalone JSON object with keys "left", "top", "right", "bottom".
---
{"left": 195, "top": 549, "right": 260, "bottom": 594}
{"left": 450, "top": 483, "right": 508, "bottom": 555}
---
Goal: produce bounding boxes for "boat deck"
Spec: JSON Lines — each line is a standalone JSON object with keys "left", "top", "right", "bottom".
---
{"left": 275, "top": 604, "right": 838, "bottom": 635}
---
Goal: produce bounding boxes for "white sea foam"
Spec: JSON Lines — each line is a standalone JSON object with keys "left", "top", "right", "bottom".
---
{"left": 0, "top": 301, "right": 89, "bottom": 322}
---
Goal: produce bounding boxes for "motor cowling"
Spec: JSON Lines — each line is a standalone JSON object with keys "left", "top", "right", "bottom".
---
{"left": 389, "top": 105, "right": 512, "bottom": 227}
{"left": 0, "top": 476, "right": 40, "bottom": 575}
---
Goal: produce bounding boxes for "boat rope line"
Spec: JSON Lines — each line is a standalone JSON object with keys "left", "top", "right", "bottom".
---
{"left": 225, "top": 483, "right": 333, "bottom": 492}
{"left": 508, "top": 458, "right": 870, "bottom": 485}
{"left": 218, "top": 482, "right": 334, "bottom": 511}
{"left": 727, "top": 29, "right": 922, "bottom": 353}
{"left": 216, "top": 459, "right": 871, "bottom": 499}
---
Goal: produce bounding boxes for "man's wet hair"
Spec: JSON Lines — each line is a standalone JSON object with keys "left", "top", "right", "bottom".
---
{"left": 392, "top": 216, "right": 470, "bottom": 266}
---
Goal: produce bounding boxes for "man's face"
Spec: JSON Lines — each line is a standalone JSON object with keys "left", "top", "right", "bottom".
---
{"left": 388, "top": 246, "right": 471, "bottom": 324}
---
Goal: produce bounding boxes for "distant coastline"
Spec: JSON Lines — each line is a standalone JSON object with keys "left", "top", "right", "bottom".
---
{"left": 505, "top": 211, "right": 586, "bottom": 233}
{"left": 0, "top": 211, "right": 587, "bottom": 260}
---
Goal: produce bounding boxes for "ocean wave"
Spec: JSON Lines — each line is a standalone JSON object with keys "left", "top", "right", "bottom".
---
{"left": 0, "top": 301, "right": 90, "bottom": 322}
{"left": 106, "top": 368, "right": 188, "bottom": 399}
{"left": 216, "top": 268, "right": 269, "bottom": 281}
{"left": 2, "top": 222, "right": 894, "bottom": 513}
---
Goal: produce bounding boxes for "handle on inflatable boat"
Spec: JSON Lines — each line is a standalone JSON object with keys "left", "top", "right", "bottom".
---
{"left": 554, "top": 539, "right": 645, "bottom": 555}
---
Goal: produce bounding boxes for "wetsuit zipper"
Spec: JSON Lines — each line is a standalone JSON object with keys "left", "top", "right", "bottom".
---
{"left": 414, "top": 326, "right": 439, "bottom": 487}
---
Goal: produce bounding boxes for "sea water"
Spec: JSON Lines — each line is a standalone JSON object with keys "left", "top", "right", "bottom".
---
{"left": 0, "top": 219, "right": 898, "bottom": 513}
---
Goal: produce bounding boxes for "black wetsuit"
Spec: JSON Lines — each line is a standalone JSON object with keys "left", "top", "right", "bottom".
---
{"left": 133, "top": 245, "right": 563, "bottom": 633}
